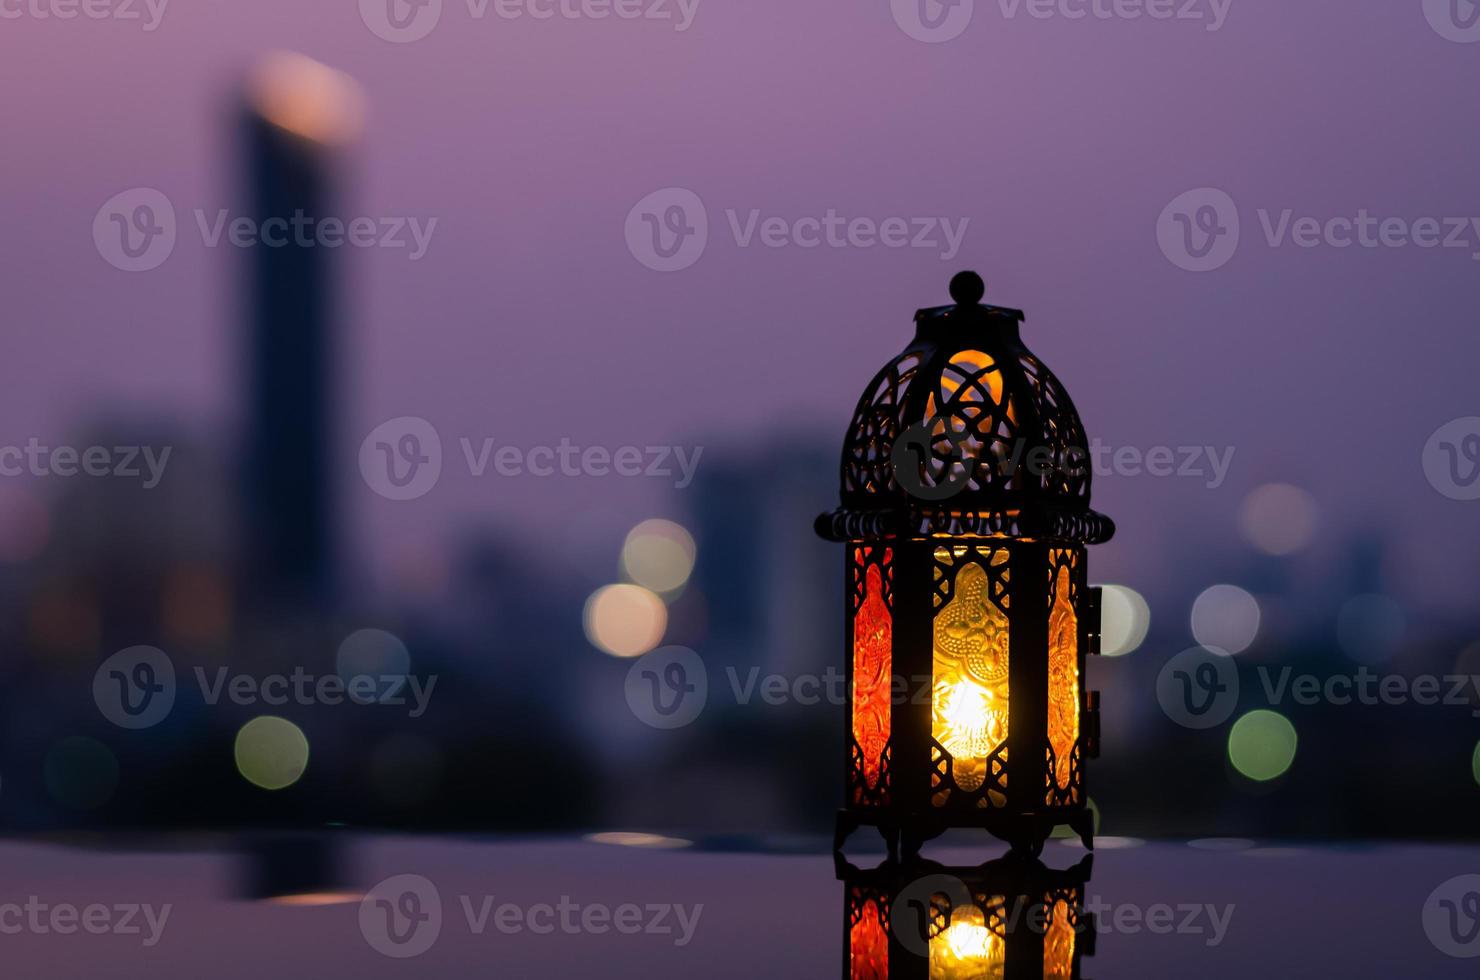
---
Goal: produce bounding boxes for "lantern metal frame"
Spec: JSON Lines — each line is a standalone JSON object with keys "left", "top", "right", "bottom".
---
{"left": 817, "top": 272, "right": 1115, "bottom": 858}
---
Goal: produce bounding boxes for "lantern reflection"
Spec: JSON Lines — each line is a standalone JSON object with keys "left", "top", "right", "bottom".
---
{"left": 839, "top": 853, "right": 1094, "bottom": 980}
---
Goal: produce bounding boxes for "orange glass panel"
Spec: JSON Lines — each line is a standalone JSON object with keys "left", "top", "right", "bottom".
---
{"left": 1048, "top": 565, "right": 1079, "bottom": 791}
{"left": 933, "top": 559, "right": 1010, "bottom": 800}
{"left": 853, "top": 561, "right": 892, "bottom": 793}
{"left": 849, "top": 902, "right": 888, "bottom": 980}
{"left": 1043, "top": 897, "right": 1077, "bottom": 980}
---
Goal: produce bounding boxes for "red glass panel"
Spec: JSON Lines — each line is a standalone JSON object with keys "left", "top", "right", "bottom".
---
{"left": 849, "top": 900, "right": 888, "bottom": 980}
{"left": 853, "top": 559, "right": 892, "bottom": 794}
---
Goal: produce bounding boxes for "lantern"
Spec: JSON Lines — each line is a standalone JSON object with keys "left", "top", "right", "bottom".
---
{"left": 816, "top": 271, "right": 1114, "bottom": 856}
{"left": 839, "top": 853, "right": 1095, "bottom": 980}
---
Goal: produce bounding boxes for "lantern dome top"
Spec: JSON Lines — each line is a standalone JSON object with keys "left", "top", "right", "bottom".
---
{"left": 816, "top": 272, "right": 1114, "bottom": 545}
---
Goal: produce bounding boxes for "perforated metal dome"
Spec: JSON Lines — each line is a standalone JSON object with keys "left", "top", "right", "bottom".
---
{"left": 816, "top": 272, "right": 1114, "bottom": 545}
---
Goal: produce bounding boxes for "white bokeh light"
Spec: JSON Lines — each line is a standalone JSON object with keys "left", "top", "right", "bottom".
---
{"left": 1191, "top": 584, "right": 1261, "bottom": 655}
{"left": 1098, "top": 584, "right": 1151, "bottom": 657}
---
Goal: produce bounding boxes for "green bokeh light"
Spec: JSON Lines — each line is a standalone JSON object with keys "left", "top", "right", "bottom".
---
{"left": 234, "top": 716, "right": 310, "bottom": 790}
{"left": 1227, "top": 710, "right": 1297, "bottom": 781}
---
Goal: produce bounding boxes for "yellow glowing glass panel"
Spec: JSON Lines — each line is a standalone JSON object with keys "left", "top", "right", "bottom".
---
{"left": 848, "top": 902, "right": 888, "bottom": 980}
{"left": 1048, "top": 564, "right": 1079, "bottom": 793}
{"left": 929, "top": 905, "right": 1004, "bottom": 980}
{"left": 933, "top": 556, "right": 1009, "bottom": 803}
{"left": 1043, "top": 898, "right": 1077, "bottom": 980}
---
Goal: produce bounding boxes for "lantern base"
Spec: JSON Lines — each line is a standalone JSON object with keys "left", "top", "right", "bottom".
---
{"left": 834, "top": 807, "right": 1095, "bottom": 860}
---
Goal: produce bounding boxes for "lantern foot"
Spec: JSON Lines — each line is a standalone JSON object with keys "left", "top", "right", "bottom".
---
{"left": 832, "top": 810, "right": 859, "bottom": 854}
{"left": 1070, "top": 809, "right": 1095, "bottom": 851}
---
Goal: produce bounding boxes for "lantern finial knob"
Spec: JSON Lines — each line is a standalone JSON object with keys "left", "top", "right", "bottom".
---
{"left": 949, "top": 270, "right": 985, "bottom": 307}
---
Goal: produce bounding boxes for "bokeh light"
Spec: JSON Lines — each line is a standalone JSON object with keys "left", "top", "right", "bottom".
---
{"left": 584, "top": 831, "right": 692, "bottom": 849}
{"left": 1239, "top": 483, "right": 1318, "bottom": 556}
{"left": 584, "top": 584, "right": 667, "bottom": 658}
{"left": 620, "top": 519, "right": 697, "bottom": 595}
{"left": 1187, "top": 838, "right": 1256, "bottom": 851}
{"left": 235, "top": 716, "right": 310, "bottom": 790}
{"left": 1336, "top": 593, "right": 1405, "bottom": 664}
{"left": 44, "top": 736, "right": 118, "bottom": 810}
{"left": 1191, "top": 584, "right": 1260, "bottom": 654}
{"left": 247, "top": 51, "right": 366, "bottom": 146}
{"left": 1098, "top": 584, "right": 1150, "bottom": 656}
{"left": 337, "top": 628, "right": 412, "bottom": 700}
{"left": 1228, "top": 710, "right": 1297, "bottom": 781}
{"left": 1472, "top": 741, "right": 1480, "bottom": 788}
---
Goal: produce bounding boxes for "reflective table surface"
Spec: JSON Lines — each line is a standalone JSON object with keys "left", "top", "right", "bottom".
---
{"left": 1, "top": 835, "right": 1474, "bottom": 977}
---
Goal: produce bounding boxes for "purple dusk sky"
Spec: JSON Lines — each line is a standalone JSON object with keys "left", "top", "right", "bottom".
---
{"left": 2, "top": 0, "right": 1478, "bottom": 610}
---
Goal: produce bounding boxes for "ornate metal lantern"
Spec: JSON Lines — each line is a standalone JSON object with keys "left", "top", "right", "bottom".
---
{"left": 816, "top": 272, "right": 1114, "bottom": 855}
{"left": 839, "top": 853, "right": 1095, "bottom": 980}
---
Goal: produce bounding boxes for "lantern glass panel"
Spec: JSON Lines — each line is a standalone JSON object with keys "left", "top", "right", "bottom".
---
{"left": 851, "top": 546, "right": 893, "bottom": 800}
{"left": 931, "top": 901, "right": 1006, "bottom": 980}
{"left": 1044, "top": 896, "right": 1077, "bottom": 980}
{"left": 1048, "top": 561, "right": 1079, "bottom": 793}
{"left": 931, "top": 544, "right": 1011, "bottom": 809}
{"left": 848, "top": 895, "right": 888, "bottom": 980}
